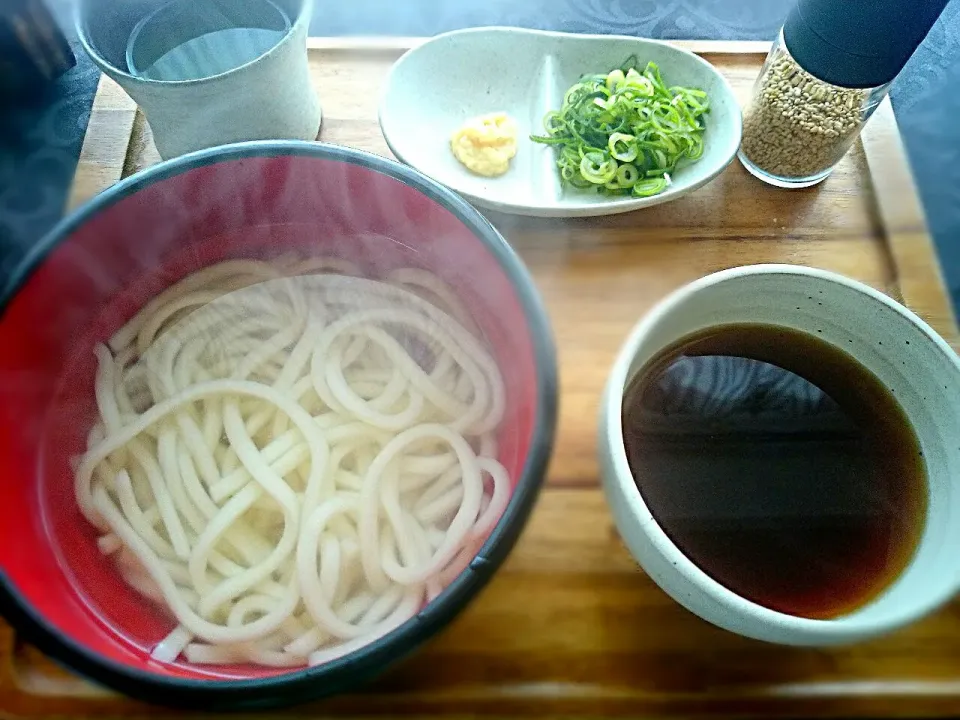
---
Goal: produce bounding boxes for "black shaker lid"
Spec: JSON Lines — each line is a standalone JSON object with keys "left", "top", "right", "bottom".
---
{"left": 783, "top": 0, "right": 950, "bottom": 88}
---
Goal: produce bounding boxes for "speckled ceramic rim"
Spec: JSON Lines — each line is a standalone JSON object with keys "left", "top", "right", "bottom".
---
{"left": 0, "top": 140, "right": 559, "bottom": 709}
{"left": 75, "top": 0, "right": 309, "bottom": 86}
{"left": 602, "top": 263, "right": 960, "bottom": 643}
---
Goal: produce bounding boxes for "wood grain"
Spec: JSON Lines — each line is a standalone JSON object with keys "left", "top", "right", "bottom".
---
{"left": 9, "top": 38, "right": 958, "bottom": 719}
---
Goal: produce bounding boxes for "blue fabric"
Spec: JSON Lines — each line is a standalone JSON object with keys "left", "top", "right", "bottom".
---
{"left": 2, "top": 0, "right": 958, "bottom": 307}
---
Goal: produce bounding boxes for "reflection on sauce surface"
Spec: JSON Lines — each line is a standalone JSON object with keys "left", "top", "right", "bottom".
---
{"left": 622, "top": 324, "right": 927, "bottom": 619}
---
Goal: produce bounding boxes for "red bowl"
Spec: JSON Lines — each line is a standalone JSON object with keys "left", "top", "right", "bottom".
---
{"left": 0, "top": 142, "right": 557, "bottom": 708}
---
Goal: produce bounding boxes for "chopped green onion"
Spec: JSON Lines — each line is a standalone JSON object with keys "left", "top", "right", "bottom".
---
{"left": 608, "top": 133, "right": 638, "bottom": 162}
{"left": 633, "top": 177, "right": 668, "bottom": 197}
{"left": 530, "top": 59, "right": 709, "bottom": 198}
{"left": 544, "top": 111, "right": 565, "bottom": 134}
{"left": 605, "top": 69, "right": 625, "bottom": 91}
{"left": 616, "top": 163, "right": 640, "bottom": 186}
{"left": 579, "top": 151, "right": 617, "bottom": 184}
{"left": 622, "top": 68, "right": 654, "bottom": 96}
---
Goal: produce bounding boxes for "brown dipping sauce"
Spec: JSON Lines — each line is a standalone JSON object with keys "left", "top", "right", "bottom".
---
{"left": 621, "top": 324, "right": 927, "bottom": 619}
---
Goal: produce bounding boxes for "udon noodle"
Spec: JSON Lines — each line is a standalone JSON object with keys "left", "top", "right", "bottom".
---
{"left": 72, "top": 256, "right": 509, "bottom": 668}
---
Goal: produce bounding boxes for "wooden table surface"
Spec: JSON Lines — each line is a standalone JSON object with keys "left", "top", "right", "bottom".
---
{"left": 1, "top": 39, "right": 958, "bottom": 719}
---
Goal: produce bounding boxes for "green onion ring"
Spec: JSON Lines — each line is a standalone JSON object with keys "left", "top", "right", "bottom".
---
{"left": 608, "top": 133, "right": 638, "bottom": 162}
{"left": 579, "top": 151, "right": 618, "bottom": 184}
{"left": 531, "top": 58, "right": 709, "bottom": 198}
{"left": 616, "top": 163, "right": 640, "bottom": 186}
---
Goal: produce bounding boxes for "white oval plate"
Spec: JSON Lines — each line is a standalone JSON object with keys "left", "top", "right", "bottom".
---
{"left": 380, "top": 28, "right": 743, "bottom": 218}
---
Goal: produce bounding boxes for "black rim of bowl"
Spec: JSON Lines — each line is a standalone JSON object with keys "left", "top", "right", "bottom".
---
{"left": 0, "top": 141, "right": 559, "bottom": 710}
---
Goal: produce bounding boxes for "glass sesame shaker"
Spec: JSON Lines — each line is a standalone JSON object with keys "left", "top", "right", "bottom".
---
{"left": 738, "top": 0, "right": 949, "bottom": 188}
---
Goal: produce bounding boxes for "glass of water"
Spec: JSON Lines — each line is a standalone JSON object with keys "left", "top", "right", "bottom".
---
{"left": 76, "top": 0, "right": 321, "bottom": 159}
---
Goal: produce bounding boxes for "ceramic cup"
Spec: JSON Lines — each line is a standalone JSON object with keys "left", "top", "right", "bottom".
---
{"left": 76, "top": 0, "right": 321, "bottom": 160}
{"left": 598, "top": 264, "right": 960, "bottom": 646}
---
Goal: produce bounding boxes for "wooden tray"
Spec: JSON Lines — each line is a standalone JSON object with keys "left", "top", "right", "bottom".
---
{"left": 3, "top": 38, "right": 959, "bottom": 719}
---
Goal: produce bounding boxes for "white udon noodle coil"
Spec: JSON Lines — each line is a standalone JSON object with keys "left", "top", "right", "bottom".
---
{"left": 73, "top": 257, "right": 510, "bottom": 668}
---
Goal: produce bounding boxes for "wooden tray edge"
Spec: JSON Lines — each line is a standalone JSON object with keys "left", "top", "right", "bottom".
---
{"left": 13, "top": 37, "right": 956, "bottom": 720}
{"left": 65, "top": 38, "right": 772, "bottom": 214}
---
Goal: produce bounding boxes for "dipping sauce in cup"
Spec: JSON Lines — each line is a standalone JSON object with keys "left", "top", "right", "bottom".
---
{"left": 621, "top": 322, "right": 926, "bottom": 620}
{"left": 599, "top": 265, "right": 960, "bottom": 645}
